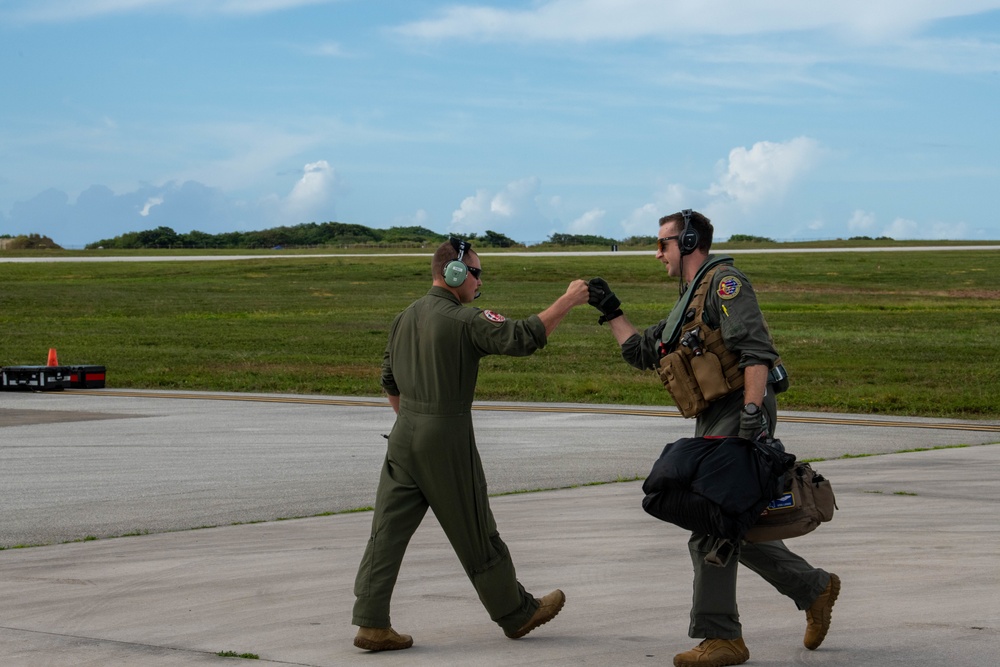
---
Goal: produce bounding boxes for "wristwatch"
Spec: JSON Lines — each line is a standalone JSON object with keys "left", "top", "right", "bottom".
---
{"left": 742, "top": 403, "right": 760, "bottom": 416}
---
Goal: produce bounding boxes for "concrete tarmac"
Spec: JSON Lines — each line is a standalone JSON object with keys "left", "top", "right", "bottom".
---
{"left": 1, "top": 390, "right": 998, "bottom": 666}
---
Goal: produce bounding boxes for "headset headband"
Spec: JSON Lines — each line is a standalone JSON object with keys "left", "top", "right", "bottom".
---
{"left": 450, "top": 236, "right": 469, "bottom": 262}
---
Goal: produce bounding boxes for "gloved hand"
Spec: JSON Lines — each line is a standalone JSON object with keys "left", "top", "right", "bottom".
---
{"left": 588, "top": 277, "right": 621, "bottom": 316}
{"left": 739, "top": 404, "right": 769, "bottom": 442}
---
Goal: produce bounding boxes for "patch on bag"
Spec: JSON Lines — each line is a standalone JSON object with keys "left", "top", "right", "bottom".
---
{"left": 481, "top": 309, "right": 506, "bottom": 323}
{"left": 764, "top": 492, "right": 796, "bottom": 513}
{"left": 718, "top": 276, "right": 742, "bottom": 300}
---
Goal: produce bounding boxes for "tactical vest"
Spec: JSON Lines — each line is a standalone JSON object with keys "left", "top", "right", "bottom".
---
{"left": 655, "top": 265, "right": 745, "bottom": 418}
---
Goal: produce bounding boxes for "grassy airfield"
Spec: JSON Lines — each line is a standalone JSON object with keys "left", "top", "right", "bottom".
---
{"left": 2, "top": 248, "right": 998, "bottom": 419}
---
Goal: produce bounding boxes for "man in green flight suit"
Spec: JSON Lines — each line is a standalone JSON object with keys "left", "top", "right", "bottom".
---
{"left": 352, "top": 238, "right": 590, "bottom": 651}
{"left": 587, "top": 211, "right": 840, "bottom": 667}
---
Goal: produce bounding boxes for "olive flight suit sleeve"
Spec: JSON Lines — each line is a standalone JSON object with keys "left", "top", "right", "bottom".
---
{"left": 620, "top": 320, "right": 667, "bottom": 371}
{"left": 704, "top": 267, "right": 779, "bottom": 369}
{"left": 467, "top": 310, "right": 548, "bottom": 357}
{"left": 380, "top": 311, "right": 403, "bottom": 396}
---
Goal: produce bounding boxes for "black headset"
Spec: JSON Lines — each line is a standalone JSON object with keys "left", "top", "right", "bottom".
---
{"left": 678, "top": 209, "right": 700, "bottom": 256}
{"left": 443, "top": 237, "right": 470, "bottom": 287}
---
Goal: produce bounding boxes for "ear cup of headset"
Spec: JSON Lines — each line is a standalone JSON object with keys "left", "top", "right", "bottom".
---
{"left": 679, "top": 227, "right": 699, "bottom": 255}
{"left": 443, "top": 260, "right": 468, "bottom": 287}
{"left": 679, "top": 210, "right": 699, "bottom": 256}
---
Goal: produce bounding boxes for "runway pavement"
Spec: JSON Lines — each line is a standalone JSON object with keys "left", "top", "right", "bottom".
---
{"left": 1, "top": 389, "right": 998, "bottom": 666}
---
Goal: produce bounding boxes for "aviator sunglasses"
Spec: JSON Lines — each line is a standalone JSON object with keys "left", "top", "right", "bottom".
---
{"left": 657, "top": 235, "right": 680, "bottom": 252}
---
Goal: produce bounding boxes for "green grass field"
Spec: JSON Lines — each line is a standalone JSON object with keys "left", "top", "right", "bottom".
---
{"left": 2, "top": 249, "right": 998, "bottom": 419}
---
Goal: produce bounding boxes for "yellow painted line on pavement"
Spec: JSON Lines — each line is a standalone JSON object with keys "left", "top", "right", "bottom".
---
{"left": 61, "top": 389, "right": 1000, "bottom": 433}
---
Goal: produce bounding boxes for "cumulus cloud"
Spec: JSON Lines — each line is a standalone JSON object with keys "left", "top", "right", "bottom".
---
{"left": 617, "top": 184, "right": 696, "bottom": 238}
{"left": 616, "top": 139, "right": 823, "bottom": 241}
{"left": 394, "top": 1, "right": 1000, "bottom": 42}
{"left": 707, "top": 137, "right": 822, "bottom": 208}
{"left": 2, "top": 159, "right": 340, "bottom": 247}
{"left": 847, "top": 209, "right": 877, "bottom": 233}
{"left": 567, "top": 208, "right": 606, "bottom": 235}
{"left": 619, "top": 203, "right": 663, "bottom": 238}
{"left": 450, "top": 177, "right": 552, "bottom": 241}
{"left": 284, "top": 160, "right": 338, "bottom": 220}
{"left": 883, "top": 217, "right": 967, "bottom": 240}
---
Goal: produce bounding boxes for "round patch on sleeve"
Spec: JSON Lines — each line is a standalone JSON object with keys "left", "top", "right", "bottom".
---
{"left": 717, "top": 276, "right": 742, "bottom": 300}
{"left": 481, "top": 309, "right": 507, "bottom": 323}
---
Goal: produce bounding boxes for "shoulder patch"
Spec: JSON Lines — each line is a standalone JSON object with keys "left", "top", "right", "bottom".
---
{"left": 717, "top": 276, "right": 742, "bottom": 300}
{"left": 481, "top": 309, "right": 507, "bottom": 323}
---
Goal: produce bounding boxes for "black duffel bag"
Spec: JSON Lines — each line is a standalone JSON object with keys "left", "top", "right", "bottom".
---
{"left": 641, "top": 436, "right": 795, "bottom": 542}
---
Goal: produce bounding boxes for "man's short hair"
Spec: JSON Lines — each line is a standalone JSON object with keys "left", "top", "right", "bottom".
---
{"left": 659, "top": 210, "right": 714, "bottom": 252}
{"left": 432, "top": 239, "right": 477, "bottom": 281}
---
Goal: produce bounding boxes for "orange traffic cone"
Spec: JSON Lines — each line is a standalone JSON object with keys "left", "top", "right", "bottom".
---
{"left": 47, "top": 348, "right": 59, "bottom": 366}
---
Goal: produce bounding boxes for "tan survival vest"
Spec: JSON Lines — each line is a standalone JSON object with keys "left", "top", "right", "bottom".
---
{"left": 655, "top": 265, "right": 745, "bottom": 418}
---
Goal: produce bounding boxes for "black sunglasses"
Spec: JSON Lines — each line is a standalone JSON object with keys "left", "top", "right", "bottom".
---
{"left": 466, "top": 266, "right": 482, "bottom": 279}
{"left": 657, "top": 235, "right": 680, "bottom": 252}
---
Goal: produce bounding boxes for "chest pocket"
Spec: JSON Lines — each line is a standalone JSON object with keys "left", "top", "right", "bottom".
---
{"left": 656, "top": 268, "right": 744, "bottom": 418}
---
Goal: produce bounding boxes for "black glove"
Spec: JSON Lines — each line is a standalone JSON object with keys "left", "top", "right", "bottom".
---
{"left": 739, "top": 403, "right": 769, "bottom": 442}
{"left": 588, "top": 277, "right": 623, "bottom": 324}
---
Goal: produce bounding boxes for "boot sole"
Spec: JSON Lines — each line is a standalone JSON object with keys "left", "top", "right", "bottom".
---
{"left": 673, "top": 656, "right": 748, "bottom": 667}
{"left": 354, "top": 636, "right": 413, "bottom": 651}
{"left": 506, "top": 590, "right": 566, "bottom": 639}
{"left": 673, "top": 648, "right": 749, "bottom": 667}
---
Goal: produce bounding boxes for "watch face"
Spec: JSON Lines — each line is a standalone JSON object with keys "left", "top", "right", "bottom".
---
{"left": 743, "top": 403, "right": 759, "bottom": 415}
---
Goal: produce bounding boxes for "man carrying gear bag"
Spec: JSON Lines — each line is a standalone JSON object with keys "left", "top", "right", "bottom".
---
{"left": 589, "top": 210, "right": 840, "bottom": 667}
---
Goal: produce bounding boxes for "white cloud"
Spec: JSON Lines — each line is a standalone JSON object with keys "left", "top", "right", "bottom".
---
{"left": 3, "top": 159, "right": 343, "bottom": 247}
{"left": 451, "top": 190, "right": 492, "bottom": 228}
{"left": 395, "top": 1, "right": 1000, "bottom": 42}
{"left": 567, "top": 208, "right": 605, "bottom": 234}
{"left": 707, "top": 137, "right": 822, "bottom": 208}
{"left": 625, "top": 139, "right": 822, "bottom": 241}
{"left": 139, "top": 196, "right": 163, "bottom": 216}
{"left": 883, "top": 217, "right": 967, "bottom": 240}
{"left": 619, "top": 203, "right": 661, "bottom": 238}
{"left": 848, "top": 209, "right": 877, "bottom": 233}
{"left": 618, "top": 184, "right": 696, "bottom": 238}
{"left": 450, "top": 177, "right": 546, "bottom": 238}
{"left": 283, "top": 160, "right": 337, "bottom": 220}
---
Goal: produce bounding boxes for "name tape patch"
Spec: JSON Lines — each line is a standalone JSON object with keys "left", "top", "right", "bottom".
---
{"left": 765, "top": 492, "right": 796, "bottom": 511}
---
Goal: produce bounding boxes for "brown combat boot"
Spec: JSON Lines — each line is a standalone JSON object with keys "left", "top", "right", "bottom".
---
{"left": 353, "top": 626, "right": 413, "bottom": 651}
{"left": 673, "top": 638, "right": 749, "bottom": 667}
{"left": 804, "top": 572, "right": 840, "bottom": 649}
{"left": 505, "top": 589, "right": 566, "bottom": 639}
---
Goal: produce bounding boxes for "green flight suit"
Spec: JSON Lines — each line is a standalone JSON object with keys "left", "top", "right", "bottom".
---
{"left": 352, "top": 286, "right": 546, "bottom": 634}
{"left": 621, "top": 256, "right": 831, "bottom": 639}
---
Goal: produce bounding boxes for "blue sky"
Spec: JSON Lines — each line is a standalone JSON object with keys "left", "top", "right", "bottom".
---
{"left": 1, "top": 1, "right": 999, "bottom": 248}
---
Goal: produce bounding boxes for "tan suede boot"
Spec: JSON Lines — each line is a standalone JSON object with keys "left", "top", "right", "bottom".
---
{"left": 804, "top": 573, "right": 841, "bottom": 650}
{"left": 353, "top": 626, "right": 413, "bottom": 651}
{"left": 505, "top": 589, "right": 565, "bottom": 639}
{"left": 673, "top": 638, "right": 749, "bottom": 667}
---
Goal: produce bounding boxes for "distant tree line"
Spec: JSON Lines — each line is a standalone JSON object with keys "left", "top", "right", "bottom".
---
{"left": 85, "top": 222, "right": 446, "bottom": 250}
{"left": 728, "top": 234, "right": 776, "bottom": 243}
{"left": 82, "top": 222, "right": 659, "bottom": 250}
{"left": 0, "top": 233, "right": 63, "bottom": 250}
